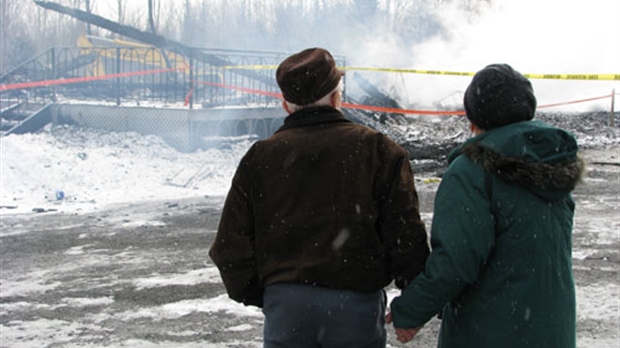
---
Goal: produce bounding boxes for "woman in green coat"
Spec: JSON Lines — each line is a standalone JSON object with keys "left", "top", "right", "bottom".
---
{"left": 388, "top": 64, "right": 585, "bottom": 348}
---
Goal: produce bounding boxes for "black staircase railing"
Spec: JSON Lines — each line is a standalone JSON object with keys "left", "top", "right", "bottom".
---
{"left": 0, "top": 45, "right": 348, "bottom": 136}
{"left": 1, "top": 46, "right": 347, "bottom": 109}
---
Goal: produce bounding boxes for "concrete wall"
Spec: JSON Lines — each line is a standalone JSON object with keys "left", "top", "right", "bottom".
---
{"left": 53, "top": 104, "right": 284, "bottom": 152}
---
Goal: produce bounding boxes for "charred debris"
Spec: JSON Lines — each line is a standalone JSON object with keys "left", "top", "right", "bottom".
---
{"left": 27, "top": 1, "right": 466, "bottom": 174}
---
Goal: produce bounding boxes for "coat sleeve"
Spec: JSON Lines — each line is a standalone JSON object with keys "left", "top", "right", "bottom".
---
{"left": 208, "top": 158, "right": 263, "bottom": 308}
{"left": 390, "top": 155, "right": 496, "bottom": 328}
{"left": 377, "top": 145, "right": 430, "bottom": 289}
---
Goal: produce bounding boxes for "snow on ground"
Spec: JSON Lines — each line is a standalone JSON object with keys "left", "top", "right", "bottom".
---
{"left": 0, "top": 115, "right": 618, "bottom": 347}
{"left": 0, "top": 124, "right": 253, "bottom": 216}
{"left": 2, "top": 112, "right": 617, "bottom": 216}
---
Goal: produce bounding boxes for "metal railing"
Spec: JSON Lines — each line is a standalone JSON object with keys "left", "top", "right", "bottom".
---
{"left": 1, "top": 46, "right": 346, "bottom": 110}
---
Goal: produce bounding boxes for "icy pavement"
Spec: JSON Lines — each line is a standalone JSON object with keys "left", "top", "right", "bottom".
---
{"left": 1, "top": 113, "right": 618, "bottom": 347}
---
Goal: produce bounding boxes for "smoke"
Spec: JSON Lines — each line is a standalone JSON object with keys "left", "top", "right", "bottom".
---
{"left": 240, "top": 0, "right": 619, "bottom": 112}
{"left": 22, "top": 0, "right": 620, "bottom": 112}
{"left": 357, "top": 0, "right": 620, "bottom": 112}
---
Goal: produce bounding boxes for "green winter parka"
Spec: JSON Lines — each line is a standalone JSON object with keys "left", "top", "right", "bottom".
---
{"left": 390, "top": 120, "right": 584, "bottom": 348}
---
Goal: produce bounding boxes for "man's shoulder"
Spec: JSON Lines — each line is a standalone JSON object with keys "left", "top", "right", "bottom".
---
{"left": 345, "top": 122, "right": 401, "bottom": 142}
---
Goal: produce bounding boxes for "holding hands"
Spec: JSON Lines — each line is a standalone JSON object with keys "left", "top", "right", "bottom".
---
{"left": 386, "top": 311, "right": 422, "bottom": 344}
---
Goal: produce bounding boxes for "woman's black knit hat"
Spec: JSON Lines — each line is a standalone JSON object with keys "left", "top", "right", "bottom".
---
{"left": 464, "top": 64, "right": 537, "bottom": 130}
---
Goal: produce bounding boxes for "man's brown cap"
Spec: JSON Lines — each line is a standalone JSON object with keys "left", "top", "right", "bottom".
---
{"left": 276, "top": 48, "right": 344, "bottom": 106}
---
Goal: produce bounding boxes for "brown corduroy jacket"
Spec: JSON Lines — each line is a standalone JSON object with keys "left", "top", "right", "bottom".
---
{"left": 209, "top": 106, "right": 429, "bottom": 307}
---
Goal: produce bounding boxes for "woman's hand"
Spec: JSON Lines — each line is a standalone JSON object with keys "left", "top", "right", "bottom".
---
{"left": 386, "top": 311, "right": 422, "bottom": 343}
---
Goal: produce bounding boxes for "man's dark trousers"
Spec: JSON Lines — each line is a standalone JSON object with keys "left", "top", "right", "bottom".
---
{"left": 263, "top": 283, "right": 387, "bottom": 348}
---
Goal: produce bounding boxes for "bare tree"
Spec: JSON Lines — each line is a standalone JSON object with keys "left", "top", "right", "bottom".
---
{"left": 180, "top": 0, "right": 194, "bottom": 44}
{"left": 84, "top": 0, "right": 92, "bottom": 34}
{"left": 2, "top": 0, "right": 491, "bottom": 77}
{"left": 0, "top": 0, "right": 13, "bottom": 58}
{"left": 115, "top": 0, "right": 126, "bottom": 25}
{"left": 0, "top": 0, "right": 30, "bottom": 73}
{"left": 156, "top": 1, "right": 181, "bottom": 40}
{"left": 353, "top": 0, "right": 378, "bottom": 23}
{"left": 147, "top": 0, "right": 156, "bottom": 34}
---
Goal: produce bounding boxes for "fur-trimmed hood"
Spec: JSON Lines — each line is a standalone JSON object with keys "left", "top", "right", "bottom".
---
{"left": 449, "top": 120, "right": 585, "bottom": 201}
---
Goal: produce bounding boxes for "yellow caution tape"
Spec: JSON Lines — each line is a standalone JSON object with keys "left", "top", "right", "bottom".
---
{"left": 523, "top": 73, "right": 620, "bottom": 81}
{"left": 342, "top": 66, "right": 474, "bottom": 77}
{"left": 217, "top": 65, "right": 620, "bottom": 81}
{"left": 422, "top": 178, "right": 442, "bottom": 184}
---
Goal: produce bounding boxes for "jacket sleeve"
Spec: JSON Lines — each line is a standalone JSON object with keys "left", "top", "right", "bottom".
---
{"left": 378, "top": 145, "right": 430, "bottom": 289}
{"left": 390, "top": 155, "right": 496, "bottom": 328}
{"left": 208, "top": 160, "right": 263, "bottom": 308}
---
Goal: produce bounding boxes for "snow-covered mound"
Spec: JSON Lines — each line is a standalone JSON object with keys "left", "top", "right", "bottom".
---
{"left": 1, "top": 111, "right": 617, "bottom": 215}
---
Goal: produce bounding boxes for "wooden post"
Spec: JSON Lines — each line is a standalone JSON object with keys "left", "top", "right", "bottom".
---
{"left": 611, "top": 89, "right": 615, "bottom": 127}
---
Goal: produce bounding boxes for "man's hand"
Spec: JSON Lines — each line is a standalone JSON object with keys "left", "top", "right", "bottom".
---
{"left": 386, "top": 311, "right": 422, "bottom": 343}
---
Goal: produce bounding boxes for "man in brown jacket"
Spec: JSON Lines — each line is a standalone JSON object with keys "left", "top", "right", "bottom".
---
{"left": 209, "top": 47, "right": 429, "bottom": 348}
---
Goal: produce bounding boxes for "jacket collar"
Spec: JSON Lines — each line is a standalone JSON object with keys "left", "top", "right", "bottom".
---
{"left": 276, "top": 106, "right": 351, "bottom": 133}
